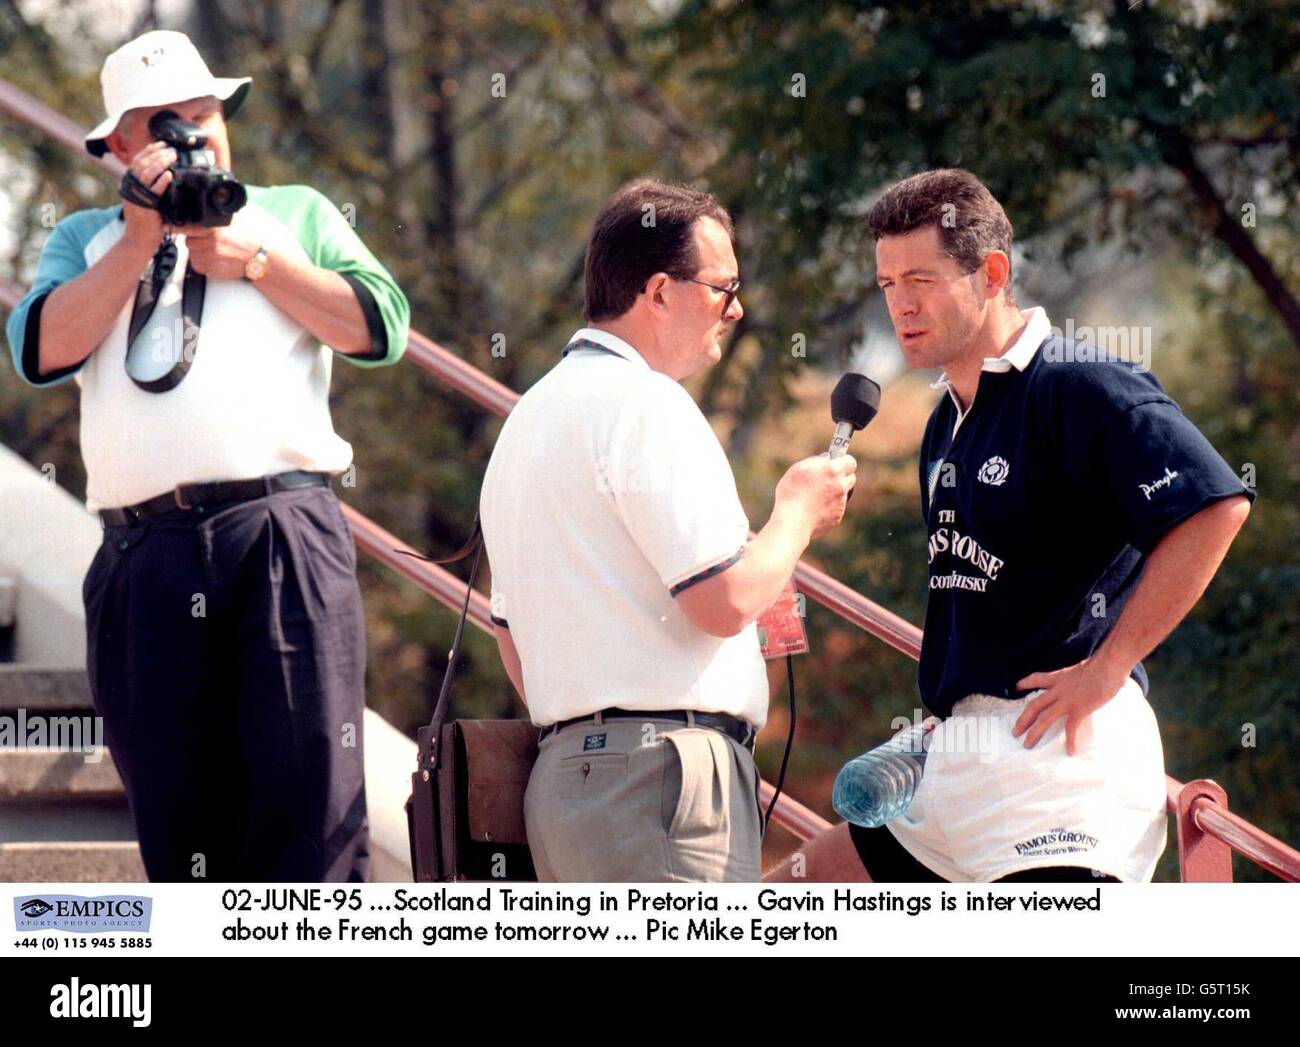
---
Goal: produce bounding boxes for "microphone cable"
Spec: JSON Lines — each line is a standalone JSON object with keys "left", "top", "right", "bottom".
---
{"left": 763, "top": 653, "right": 796, "bottom": 832}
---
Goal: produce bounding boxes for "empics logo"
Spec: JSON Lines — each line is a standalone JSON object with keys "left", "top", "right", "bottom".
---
{"left": 14, "top": 894, "right": 151, "bottom": 933}
{"left": 19, "top": 898, "right": 54, "bottom": 918}
{"left": 50, "top": 978, "right": 151, "bottom": 1028}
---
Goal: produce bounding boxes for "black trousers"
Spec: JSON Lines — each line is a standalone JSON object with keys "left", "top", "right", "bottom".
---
{"left": 82, "top": 483, "right": 370, "bottom": 882}
{"left": 849, "top": 823, "right": 1120, "bottom": 883}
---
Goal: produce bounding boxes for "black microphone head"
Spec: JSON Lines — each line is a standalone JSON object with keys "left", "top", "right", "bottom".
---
{"left": 831, "top": 372, "right": 881, "bottom": 431}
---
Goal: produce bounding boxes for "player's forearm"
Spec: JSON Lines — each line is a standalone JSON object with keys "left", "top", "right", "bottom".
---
{"left": 1091, "top": 495, "right": 1251, "bottom": 680}
{"left": 256, "top": 249, "right": 371, "bottom": 354}
{"left": 676, "top": 504, "right": 810, "bottom": 638}
{"left": 37, "top": 236, "right": 157, "bottom": 375}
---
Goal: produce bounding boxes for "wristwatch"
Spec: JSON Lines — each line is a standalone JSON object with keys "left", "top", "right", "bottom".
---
{"left": 243, "top": 244, "right": 269, "bottom": 282}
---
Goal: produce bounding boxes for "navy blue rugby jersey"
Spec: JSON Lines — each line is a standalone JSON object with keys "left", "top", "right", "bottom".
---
{"left": 916, "top": 332, "right": 1254, "bottom": 718}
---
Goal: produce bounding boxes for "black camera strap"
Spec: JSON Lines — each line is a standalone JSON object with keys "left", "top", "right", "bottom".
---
{"left": 124, "top": 233, "right": 207, "bottom": 393}
{"left": 119, "top": 169, "right": 162, "bottom": 211}
{"left": 395, "top": 517, "right": 484, "bottom": 882}
{"left": 395, "top": 517, "right": 484, "bottom": 762}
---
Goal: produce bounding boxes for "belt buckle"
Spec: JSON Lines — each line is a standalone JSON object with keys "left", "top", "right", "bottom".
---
{"left": 173, "top": 485, "right": 193, "bottom": 510}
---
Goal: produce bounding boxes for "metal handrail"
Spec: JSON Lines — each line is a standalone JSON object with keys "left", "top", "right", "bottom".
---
{"left": 5, "top": 76, "right": 1299, "bottom": 880}
{"left": 0, "top": 79, "right": 123, "bottom": 175}
{"left": 1194, "top": 802, "right": 1300, "bottom": 882}
{"left": 343, "top": 504, "right": 494, "bottom": 630}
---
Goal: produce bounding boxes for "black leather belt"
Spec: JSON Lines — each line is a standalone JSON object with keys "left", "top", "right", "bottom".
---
{"left": 98, "top": 470, "right": 332, "bottom": 527}
{"left": 538, "top": 708, "right": 757, "bottom": 753}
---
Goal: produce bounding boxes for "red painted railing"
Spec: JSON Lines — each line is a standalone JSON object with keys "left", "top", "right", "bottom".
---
{"left": 3, "top": 77, "right": 1297, "bottom": 881}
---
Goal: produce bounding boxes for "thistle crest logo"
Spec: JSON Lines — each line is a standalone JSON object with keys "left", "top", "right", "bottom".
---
{"left": 977, "top": 456, "right": 1010, "bottom": 486}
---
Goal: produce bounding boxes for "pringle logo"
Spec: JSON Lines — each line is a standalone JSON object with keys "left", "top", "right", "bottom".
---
{"left": 1139, "top": 467, "right": 1179, "bottom": 500}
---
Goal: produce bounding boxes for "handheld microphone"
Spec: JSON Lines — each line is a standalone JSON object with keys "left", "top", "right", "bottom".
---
{"left": 829, "top": 372, "right": 881, "bottom": 458}
{"left": 764, "top": 372, "right": 881, "bottom": 832}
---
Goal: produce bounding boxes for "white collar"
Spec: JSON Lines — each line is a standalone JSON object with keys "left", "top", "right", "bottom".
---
{"left": 566, "top": 327, "right": 650, "bottom": 369}
{"left": 928, "top": 307, "right": 1053, "bottom": 393}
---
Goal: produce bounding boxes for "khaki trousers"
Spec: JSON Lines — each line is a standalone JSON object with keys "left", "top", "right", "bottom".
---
{"left": 524, "top": 715, "right": 763, "bottom": 882}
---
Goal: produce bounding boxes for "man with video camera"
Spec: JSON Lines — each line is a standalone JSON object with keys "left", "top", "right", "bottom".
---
{"left": 5, "top": 30, "right": 410, "bottom": 881}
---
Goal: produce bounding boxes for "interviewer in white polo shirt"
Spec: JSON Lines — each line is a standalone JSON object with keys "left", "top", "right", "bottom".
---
{"left": 480, "top": 179, "right": 856, "bottom": 882}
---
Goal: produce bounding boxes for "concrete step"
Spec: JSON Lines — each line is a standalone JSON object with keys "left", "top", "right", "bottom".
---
{"left": 0, "top": 665, "right": 93, "bottom": 711}
{"left": 1, "top": 800, "right": 136, "bottom": 843}
{"left": 0, "top": 747, "right": 124, "bottom": 802}
{"left": 0, "top": 841, "right": 145, "bottom": 882}
{"left": 0, "top": 708, "right": 414, "bottom": 882}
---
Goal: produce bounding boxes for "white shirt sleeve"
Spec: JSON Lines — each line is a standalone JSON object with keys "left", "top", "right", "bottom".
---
{"left": 606, "top": 376, "right": 751, "bottom": 593}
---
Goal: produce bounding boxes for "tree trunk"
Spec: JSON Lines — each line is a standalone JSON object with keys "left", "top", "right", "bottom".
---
{"left": 1161, "top": 131, "right": 1300, "bottom": 356}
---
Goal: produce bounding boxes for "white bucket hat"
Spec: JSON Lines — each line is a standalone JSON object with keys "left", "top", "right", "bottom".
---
{"left": 85, "top": 30, "right": 251, "bottom": 157}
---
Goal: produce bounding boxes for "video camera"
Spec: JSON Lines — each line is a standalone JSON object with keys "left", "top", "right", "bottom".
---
{"left": 119, "top": 108, "right": 247, "bottom": 227}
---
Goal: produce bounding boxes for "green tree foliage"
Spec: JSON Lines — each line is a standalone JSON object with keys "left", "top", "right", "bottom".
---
{"left": 662, "top": 0, "right": 1299, "bottom": 877}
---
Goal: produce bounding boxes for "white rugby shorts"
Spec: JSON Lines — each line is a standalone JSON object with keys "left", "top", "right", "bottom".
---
{"left": 886, "top": 676, "right": 1168, "bottom": 882}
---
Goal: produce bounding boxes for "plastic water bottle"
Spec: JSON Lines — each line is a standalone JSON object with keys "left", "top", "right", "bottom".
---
{"left": 833, "top": 718, "right": 941, "bottom": 827}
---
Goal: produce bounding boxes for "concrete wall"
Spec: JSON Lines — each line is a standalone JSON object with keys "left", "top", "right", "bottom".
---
{"left": 0, "top": 443, "right": 99, "bottom": 666}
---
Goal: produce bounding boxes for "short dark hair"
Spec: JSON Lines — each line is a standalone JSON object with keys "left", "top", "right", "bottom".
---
{"left": 583, "top": 179, "right": 734, "bottom": 322}
{"left": 867, "top": 169, "right": 1016, "bottom": 304}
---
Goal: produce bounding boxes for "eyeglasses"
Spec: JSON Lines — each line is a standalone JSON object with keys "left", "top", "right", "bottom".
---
{"left": 679, "top": 276, "right": 741, "bottom": 315}
{"left": 643, "top": 274, "right": 742, "bottom": 315}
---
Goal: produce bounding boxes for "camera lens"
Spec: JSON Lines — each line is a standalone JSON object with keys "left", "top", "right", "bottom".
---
{"left": 208, "top": 179, "right": 247, "bottom": 217}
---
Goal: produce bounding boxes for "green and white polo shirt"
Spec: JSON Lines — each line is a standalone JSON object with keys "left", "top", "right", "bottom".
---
{"left": 5, "top": 184, "right": 409, "bottom": 512}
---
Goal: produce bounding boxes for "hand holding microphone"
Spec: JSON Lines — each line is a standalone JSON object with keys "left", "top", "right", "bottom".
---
{"left": 755, "top": 377, "right": 878, "bottom": 835}
{"left": 774, "top": 372, "right": 880, "bottom": 540}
